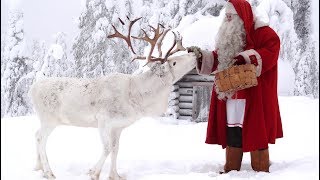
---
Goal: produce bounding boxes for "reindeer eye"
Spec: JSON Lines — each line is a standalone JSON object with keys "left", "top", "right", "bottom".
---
{"left": 173, "top": 62, "right": 176, "bottom": 66}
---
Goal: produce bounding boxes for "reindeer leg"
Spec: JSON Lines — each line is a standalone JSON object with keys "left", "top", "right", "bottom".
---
{"left": 34, "top": 130, "right": 43, "bottom": 171}
{"left": 108, "top": 128, "right": 125, "bottom": 180}
{"left": 88, "top": 152, "right": 107, "bottom": 180}
{"left": 89, "top": 128, "right": 112, "bottom": 180}
{"left": 37, "top": 126, "right": 56, "bottom": 179}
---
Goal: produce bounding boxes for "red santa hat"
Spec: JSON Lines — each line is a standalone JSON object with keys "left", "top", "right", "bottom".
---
{"left": 225, "top": 1, "right": 238, "bottom": 14}
{"left": 226, "top": 0, "right": 255, "bottom": 50}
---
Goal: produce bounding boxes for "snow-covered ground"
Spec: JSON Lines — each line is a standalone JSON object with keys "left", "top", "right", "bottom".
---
{"left": 1, "top": 96, "right": 319, "bottom": 180}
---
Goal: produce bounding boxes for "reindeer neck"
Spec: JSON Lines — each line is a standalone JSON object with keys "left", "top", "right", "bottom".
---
{"left": 132, "top": 67, "right": 172, "bottom": 95}
{"left": 129, "top": 68, "right": 172, "bottom": 117}
{"left": 143, "top": 69, "right": 171, "bottom": 88}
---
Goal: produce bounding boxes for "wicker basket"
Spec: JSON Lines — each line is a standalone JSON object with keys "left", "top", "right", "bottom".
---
{"left": 214, "top": 64, "right": 258, "bottom": 93}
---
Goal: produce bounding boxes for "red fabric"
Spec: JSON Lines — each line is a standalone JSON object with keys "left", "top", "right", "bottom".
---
{"left": 249, "top": 55, "right": 258, "bottom": 65}
{"left": 230, "top": 0, "right": 254, "bottom": 50}
{"left": 234, "top": 55, "right": 246, "bottom": 65}
{"left": 234, "top": 54, "right": 257, "bottom": 65}
{"left": 212, "top": 51, "right": 218, "bottom": 71}
{"left": 206, "top": 0, "right": 283, "bottom": 152}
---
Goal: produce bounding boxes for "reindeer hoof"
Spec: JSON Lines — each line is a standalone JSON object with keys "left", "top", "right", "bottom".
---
{"left": 88, "top": 169, "right": 100, "bottom": 180}
{"left": 90, "top": 174, "right": 100, "bottom": 180}
{"left": 108, "top": 175, "right": 126, "bottom": 180}
{"left": 90, "top": 175, "right": 100, "bottom": 180}
{"left": 43, "top": 171, "right": 56, "bottom": 179}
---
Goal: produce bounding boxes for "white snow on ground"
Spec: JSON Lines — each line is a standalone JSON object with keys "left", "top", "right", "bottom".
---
{"left": 1, "top": 96, "right": 319, "bottom": 180}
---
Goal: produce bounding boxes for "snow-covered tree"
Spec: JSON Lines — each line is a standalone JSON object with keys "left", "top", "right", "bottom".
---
{"left": 294, "top": 39, "right": 318, "bottom": 97}
{"left": 258, "top": 0, "right": 299, "bottom": 64}
{"left": 72, "top": 0, "right": 225, "bottom": 78}
{"left": 145, "top": 0, "right": 224, "bottom": 29}
{"left": 1, "top": 33, "right": 6, "bottom": 118}
{"left": 1, "top": 11, "right": 30, "bottom": 116}
{"left": 289, "top": 0, "right": 318, "bottom": 97}
{"left": 251, "top": 0, "right": 318, "bottom": 98}
{"left": 30, "top": 40, "right": 46, "bottom": 78}
{"left": 39, "top": 32, "right": 71, "bottom": 78}
{"left": 72, "top": 0, "right": 144, "bottom": 78}
{"left": 73, "top": 0, "right": 113, "bottom": 77}
{"left": 1, "top": 33, "right": 6, "bottom": 77}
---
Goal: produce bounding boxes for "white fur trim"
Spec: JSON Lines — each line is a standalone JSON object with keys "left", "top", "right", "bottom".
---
{"left": 252, "top": 5, "right": 270, "bottom": 30}
{"left": 238, "top": 49, "right": 262, "bottom": 77}
{"left": 238, "top": 50, "right": 252, "bottom": 64}
{"left": 256, "top": 57, "right": 262, "bottom": 77}
{"left": 196, "top": 50, "right": 215, "bottom": 75}
{"left": 225, "top": 2, "right": 237, "bottom": 14}
{"left": 250, "top": 49, "right": 262, "bottom": 77}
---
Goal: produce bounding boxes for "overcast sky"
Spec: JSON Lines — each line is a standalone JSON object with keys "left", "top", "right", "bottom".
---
{"left": 1, "top": 0, "right": 85, "bottom": 46}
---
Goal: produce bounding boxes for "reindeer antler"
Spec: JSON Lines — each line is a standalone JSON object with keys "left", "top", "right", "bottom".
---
{"left": 147, "top": 31, "right": 186, "bottom": 65}
{"left": 167, "top": 32, "right": 186, "bottom": 56}
{"left": 132, "top": 25, "right": 186, "bottom": 66}
{"left": 107, "top": 16, "right": 142, "bottom": 54}
{"left": 107, "top": 17, "right": 186, "bottom": 66}
{"left": 131, "top": 23, "right": 165, "bottom": 62}
{"left": 156, "top": 28, "right": 170, "bottom": 58}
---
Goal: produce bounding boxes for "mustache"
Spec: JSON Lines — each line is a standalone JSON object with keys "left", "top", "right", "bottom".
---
{"left": 215, "top": 16, "right": 246, "bottom": 68}
{"left": 219, "top": 17, "right": 244, "bottom": 35}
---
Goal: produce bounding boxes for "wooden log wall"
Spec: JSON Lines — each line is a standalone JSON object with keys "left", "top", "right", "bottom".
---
{"left": 167, "top": 68, "right": 214, "bottom": 122}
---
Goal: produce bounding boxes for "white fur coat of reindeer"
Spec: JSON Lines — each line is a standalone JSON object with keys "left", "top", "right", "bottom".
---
{"left": 30, "top": 17, "right": 196, "bottom": 180}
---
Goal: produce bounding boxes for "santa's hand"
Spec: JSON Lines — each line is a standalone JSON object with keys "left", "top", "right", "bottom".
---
{"left": 233, "top": 55, "right": 246, "bottom": 65}
{"left": 187, "top": 46, "right": 202, "bottom": 62}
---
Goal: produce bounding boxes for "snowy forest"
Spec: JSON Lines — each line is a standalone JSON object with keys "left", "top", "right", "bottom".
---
{"left": 1, "top": 0, "right": 319, "bottom": 118}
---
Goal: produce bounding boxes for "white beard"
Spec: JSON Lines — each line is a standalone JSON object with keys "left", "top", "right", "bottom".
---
{"left": 215, "top": 15, "right": 246, "bottom": 71}
{"left": 214, "top": 16, "right": 246, "bottom": 100}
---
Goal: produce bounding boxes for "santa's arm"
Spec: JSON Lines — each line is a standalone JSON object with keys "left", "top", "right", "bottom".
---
{"left": 237, "top": 30, "right": 280, "bottom": 77}
{"left": 196, "top": 51, "right": 218, "bottom": 75}
{"left": 254, "top": 33, "right": 281, "bottom": 75}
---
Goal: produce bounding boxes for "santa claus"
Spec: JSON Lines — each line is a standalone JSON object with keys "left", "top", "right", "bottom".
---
{"left": 187, "top": 0, "right": 283, "bottom": 173}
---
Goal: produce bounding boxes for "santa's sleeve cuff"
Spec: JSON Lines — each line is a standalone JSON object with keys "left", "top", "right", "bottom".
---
{"left": 196, "top": 50, "right": 215, "bottom": 75}
{"left": 238, "top": 49, "right": 262, "bottom": 77}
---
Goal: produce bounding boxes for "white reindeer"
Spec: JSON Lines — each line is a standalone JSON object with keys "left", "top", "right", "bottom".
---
{"left": 30, "top": 17, "right": 196, "bottom": 180}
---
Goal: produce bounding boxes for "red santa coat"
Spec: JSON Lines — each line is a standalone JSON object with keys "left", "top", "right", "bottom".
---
{"left": 201, "top": 0, "right": 283, "bottom": 152}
